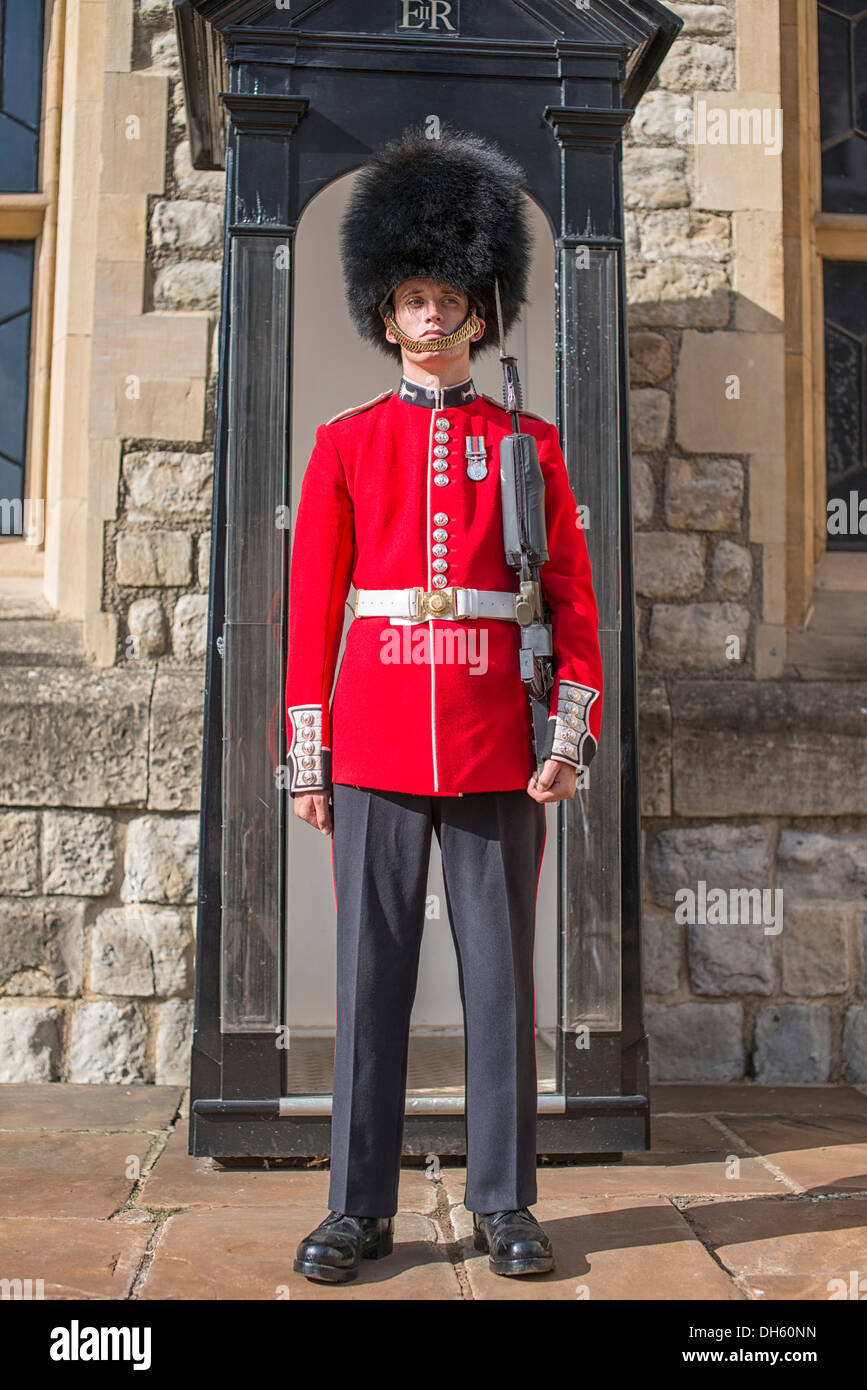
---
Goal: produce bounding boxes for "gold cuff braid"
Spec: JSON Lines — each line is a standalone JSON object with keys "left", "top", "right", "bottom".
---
{"left": 384, "top": 310, "right": 482, "bottom": 354}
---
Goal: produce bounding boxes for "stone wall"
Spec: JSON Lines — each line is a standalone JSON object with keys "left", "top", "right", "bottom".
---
{"left": 0, "top": 0, "right": 864, "bottom": 1085}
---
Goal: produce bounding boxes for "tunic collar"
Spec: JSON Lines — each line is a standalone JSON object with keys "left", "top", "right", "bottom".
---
{"left": 397, "top": 374, "right": 478, "bottom": 409}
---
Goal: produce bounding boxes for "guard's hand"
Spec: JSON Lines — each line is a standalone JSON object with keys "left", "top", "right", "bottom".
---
{"left": 527, "top": 758, "right": 579, "bottom": 803}
{"left": 292, "top": 790, "right": 333, "bottom": 835}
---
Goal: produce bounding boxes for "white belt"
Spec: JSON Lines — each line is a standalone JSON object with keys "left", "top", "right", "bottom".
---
{"left": 354, "top": 585, "right": 519, "bottom": 623}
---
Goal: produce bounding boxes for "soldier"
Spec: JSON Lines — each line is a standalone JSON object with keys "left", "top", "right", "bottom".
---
{"left": 287, "top": 128, "right": 603, "bottom": 1283}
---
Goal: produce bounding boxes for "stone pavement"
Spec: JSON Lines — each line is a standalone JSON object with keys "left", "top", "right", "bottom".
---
{"left": 1, "top": 1082, "right": 866, "bottom": 1300}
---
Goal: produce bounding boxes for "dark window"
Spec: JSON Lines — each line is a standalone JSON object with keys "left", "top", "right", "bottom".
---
{"left": 824, "top": 262, "right": 867, "bottom": 550}
{"left": 818, "top": 4, "right": 867, "bottom": 551}
{"left": 0, "top": 0, "right": 45, "bottom": 192}
{"left": 0, "top": 240, "right": 34, "bottom": 518}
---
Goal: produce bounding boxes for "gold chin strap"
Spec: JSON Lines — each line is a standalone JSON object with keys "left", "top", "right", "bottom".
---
{"left": 384, "top": 309, "right": 482, "bottom": 354}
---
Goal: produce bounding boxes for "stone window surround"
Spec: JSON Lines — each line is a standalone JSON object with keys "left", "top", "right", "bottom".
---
{"left": 0, "top": 0, "right": 211, "bottom": 671}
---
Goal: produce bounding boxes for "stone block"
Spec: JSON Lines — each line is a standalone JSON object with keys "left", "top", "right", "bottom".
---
{"left": 153, "top": 261, "right": 222, "bottom": 312}
{"left": 635, "top": 532, "right": 705, "bottom": 598}
{"left": 638, "top": 677, "right": 672, "bottom": 817}
{"left": 116, "top": 531, "right": 192, "bottom": 586}
{"left": 626, "top": 259, "right": 729, "bottom": 329}
{"left": 628, "top": 90, "right": 687, "bottom": 145}
{"left": 628, "top": 333, "right": 672, "bottom": 385}
{"left": 101, "top": 73, "right": 168, "bottom": 196}
{"left": 0, "top": 667, "right": 152, "bottom": 807}
{"left": 632, "top": 456, "right": 656, "bottom": 525}
{"left": 645, "top": 1002, "right": 744, "bottom": 1081}
{"left": 140, "top": 0, "right": 174, "bottom": 24}
{"left": 123, "top": 449, "right": 213, "bottom": 522}
{"left": 842, "top": 1006, "right": 867, "bottom": 1083}
{"left": 648, "top": 602, "right": 750, "bottom": 669}
{"left": 172, "top": 594, "right": 208, "bottom": 660}
{"left": 687, "top": 922, "right": 774, "bottom": 995}
{"left": 43, "top": 811, "right": 116, "bottom": 896}
{"left": 777, "top": 830, "right": 867, "bottom": 901}
{"left": 666, "top": 4, "right": 732, "bottom": 37}
{"left": 622, "top": 147, "right": 689, "bottom": 209}
{"left": 649, "top": 822, "right": 771, "bottom": 910}
{"left": 782, "top": 902, "right": 850, "bottom": 997}
{"left": 753, "top": 1004, "right": 831, "bottom": 1083}
{"left": 666, "top": 456, "right": 744, "bottom": 533}
{"left": 641, "top": 908, "right": 681, "bottom": 994}
{"left": 676, "top": 331, "right": 784, "bottom": 455}
{"left": 90, "top": 906, "right": 191, "bottom": 997}
{"left": 712, "top": 539, "right": 752, "bottom": 599}
{"left": 657, "top": 40, "right": 735, "bottom": 92}
{"left": 639, "top": 210, "right": 730, "bottom": 262}
{"left": 670, "top": 681, "right": 867, "bottom": 816}
{"left": 0, "top": 1004, "right": 61, "bottom": 1082}
{"left": 0, "top": 898, "right": 85, "bottom": 997}
{"left": 197, "top": 531, "right": 211, "bottom": 589}
{"left": 67, "top": 1001, "right": 149, "bottom": 1083}
{"left": 173, "top": 139, "right": 227, "bottom": 202}
{"left": 155, "top": 999, "right": 194, "bottom": 1084}
{"left": 122, "top": 815, "right": 199, "bottom": 904}
{"left": 150, "top": 30, "right": 180, "bottom": 75}
{"left": 692, "top": 93, "right": 783, "bottom": 212}
{"left": 127, "top": 598, "right": 168, "bottom": 659}
{"left": 630, "top": 388, "right": 670, "bottom": 450}
{"left": 0, "top": 812, "right": 39, "bottom": 893}
{"left": 151, "top": 199, "right": 222, "bottom": 250}
{"left": 148, "top": 669, "right": 206, "bottom": 811}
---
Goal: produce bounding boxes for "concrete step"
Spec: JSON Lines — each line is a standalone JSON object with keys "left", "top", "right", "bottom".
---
{"left": 0, "top": 597, "right": 86, "bottom": 665}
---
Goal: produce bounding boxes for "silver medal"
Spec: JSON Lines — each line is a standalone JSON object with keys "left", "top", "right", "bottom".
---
{"left": 465, "top": 435, "right": 488, "bottom": 481}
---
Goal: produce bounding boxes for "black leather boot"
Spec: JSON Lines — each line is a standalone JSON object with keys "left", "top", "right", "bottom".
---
{"left": 293, "top": 1211, "right": 394, "bottom": 1283}
{"left": 473, "top": 1207, "right": 554, "bottom": 1276}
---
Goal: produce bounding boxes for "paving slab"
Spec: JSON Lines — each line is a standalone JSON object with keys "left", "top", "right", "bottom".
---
{"left": 0, "top": 1217, "right": 151, "bottom": 1299}
{"left": 0, "top": 1083, "right": 184, "bottom": 1131}
{"left": 139, "top": 1126, "right": 438, "bottom": 1212}
{"left": 682, "top": 1196, "right": 867, "bottom": 1301}
{"left": 446, "top": 1195, "right": 743, "bottom": 1300}
{"left": 720, "top": 1116, "right": 867, "bottom": 1195}
{"left": 651, "top": 1084, "right": 867, "bottom": 1118}
{"left": 141, "top": 1206, "right": 461, "bottom": 1300}
{"left": 0, "top": 1131, "right": 156, "bottom": 1219}
{"left": 531, "top": 1159, "right": 785, "bottom": 1199}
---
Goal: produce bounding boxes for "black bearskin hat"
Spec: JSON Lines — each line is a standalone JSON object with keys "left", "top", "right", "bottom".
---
{"left": 339, "top": 125, "right": 533, "bottom": 362}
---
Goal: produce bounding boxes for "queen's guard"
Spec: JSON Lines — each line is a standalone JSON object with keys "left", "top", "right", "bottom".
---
{"left": 286, "top": 127, "right": 603, "bottom": 1283}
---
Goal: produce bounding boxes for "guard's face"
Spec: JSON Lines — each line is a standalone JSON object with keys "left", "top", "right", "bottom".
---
{"left": 385, "top": 278, "right": 485, "bottom": 361}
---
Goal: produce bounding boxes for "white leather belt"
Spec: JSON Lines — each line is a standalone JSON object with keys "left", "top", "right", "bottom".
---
{"left": 354, "top": 585, "right": 519, "bottom": 623}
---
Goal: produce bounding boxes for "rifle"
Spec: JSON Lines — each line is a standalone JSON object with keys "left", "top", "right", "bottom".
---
{"left": 494, "top": 278, "right": 556, "bottom": 778}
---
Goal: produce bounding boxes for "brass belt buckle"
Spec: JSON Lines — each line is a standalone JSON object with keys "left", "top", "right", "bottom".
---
{"left": 422, "top": 586, "right": 459, "bottom": 619}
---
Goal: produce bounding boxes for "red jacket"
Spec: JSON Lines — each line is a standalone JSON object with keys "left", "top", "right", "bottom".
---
{"left": 285, "top": 375, "right": 603, "bottom": 796}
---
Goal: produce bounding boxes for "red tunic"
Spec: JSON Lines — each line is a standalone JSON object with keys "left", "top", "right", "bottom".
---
{"left": 284, "top": 376, "right": 603, "bottom": 796}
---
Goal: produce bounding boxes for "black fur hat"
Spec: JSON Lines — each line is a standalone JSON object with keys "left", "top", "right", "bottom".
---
{"left": 339, "top": 125, "right": 533, "bottom": 361}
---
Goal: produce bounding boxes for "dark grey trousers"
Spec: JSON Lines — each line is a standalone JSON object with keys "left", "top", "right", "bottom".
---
{"left": 328, "top": 782, "right": 548, "bottom": 1218}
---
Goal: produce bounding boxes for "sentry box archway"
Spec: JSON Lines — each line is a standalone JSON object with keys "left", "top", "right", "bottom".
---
{"left": 176, "top": 0, "right": 682, "bottom": 1159}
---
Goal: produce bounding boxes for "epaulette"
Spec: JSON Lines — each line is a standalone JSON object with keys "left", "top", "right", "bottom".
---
{"left": 480, "top": 392, "right": 550, "bottom": 426}
{"left": 326, "top": 390, "right": 393, "bottom": 426}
